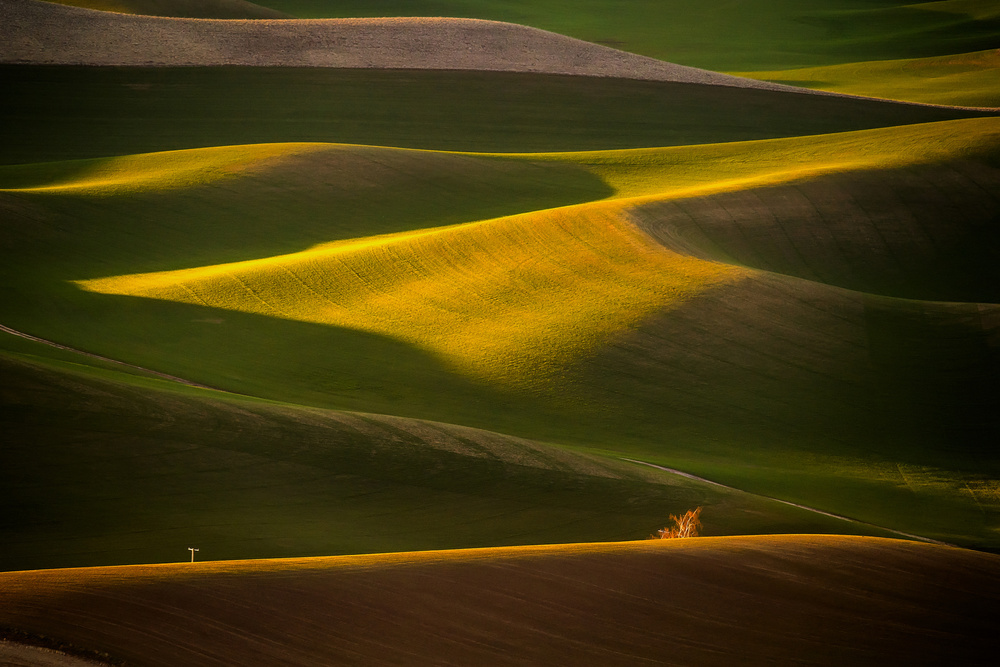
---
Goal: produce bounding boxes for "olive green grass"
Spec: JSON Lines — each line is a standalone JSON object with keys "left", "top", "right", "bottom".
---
{"left": 1, "top": 66, "right": 989, "bottom": 166}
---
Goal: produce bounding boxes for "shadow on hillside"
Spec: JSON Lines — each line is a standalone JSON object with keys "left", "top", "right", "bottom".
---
{"left": 1, "top": 67, "right": 993, "bottom": 164}
{"left": 631, "top": 159, "right": 1000, "bottom": 303}
{"left": 0, "top": 152, "right": 614, "bottom": 277}
{"left": 565, "top": 272, "right": 1000, "bottom": 471}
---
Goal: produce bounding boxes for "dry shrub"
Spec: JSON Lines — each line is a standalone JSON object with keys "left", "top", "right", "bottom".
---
{"left": 652, "top": 507, "right": 702, "bottom": 539}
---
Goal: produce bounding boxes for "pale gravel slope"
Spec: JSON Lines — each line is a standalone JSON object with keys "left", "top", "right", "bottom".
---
{"left": 1, "top": 0, "right": 804, "bottom": 93}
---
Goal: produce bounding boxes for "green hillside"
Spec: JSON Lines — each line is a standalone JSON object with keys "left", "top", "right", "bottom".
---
{"left": 0, "top": 66, "right": 984, "bottom": 166}
{"left": 2, "top": 336, "right": 875, "bottom": 572}
{"left": 1, "top": 0, "right": 999, "bottom": 577}
{"left": 735, "top": 48, "right": 1000, "bottom": 107}
{"left": 2, "top": 116, "right": 998, "bottom": 559}
{"left": 2, "top": 3, "right": 1000, "bottom": 665}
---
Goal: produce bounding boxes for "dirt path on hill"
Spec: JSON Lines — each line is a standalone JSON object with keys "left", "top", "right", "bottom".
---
{"left": 0, "top": 323, "right": 216, "bottom": 390}
{"left": 621, "top": 457, "right": 954, "bottom": 546}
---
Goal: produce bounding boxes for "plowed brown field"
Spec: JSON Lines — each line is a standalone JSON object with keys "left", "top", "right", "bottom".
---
{"left": 1, "top": 536, "right": 997, "bottom": 666}
{"left": 0, "top": 0, "right": 807, "bottom": 93}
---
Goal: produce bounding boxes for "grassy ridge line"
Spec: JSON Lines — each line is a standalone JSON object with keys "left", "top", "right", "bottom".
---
{"left": 1, "top": 67, "right": 986, "bottom": 166}
{"left": 733, "top": 49, "right": 1000, "bottom": 108}
{"left": 61, "top": 118, "right": 1000, "bottom": 385}
{"left": 1, "top": 536, "right": 997, "bottom": 666}
{"left": 0, "top": 141, "right": 614, "bottom": 278}
{"left": 3, "top": 118, "right": 998, "bottom": 550}
{"left": 624, "top": 458, "right": 953, "bottom": 546}
{"left": 0, "top": 143, "right": 330, "bottom": 195}
{"left": 630, "top": 159, "right": 1000, "bottom": 303}
{"left": 6, "top": 116, "right": 996, "bottom": 201}
{"left": 73, "top": 202, "right": 747, "bottom": 387}
{"left": 565, "top": 269, "right": 1000, "bottom": 547}
{"left": 1, "top": 344, "right": 863, "bottom": 572}
{"left": 0, "top": 323, "right": 214, "bottom": 388}
{"left": 518, "top": 116, "right": 1000, "bottom": 200}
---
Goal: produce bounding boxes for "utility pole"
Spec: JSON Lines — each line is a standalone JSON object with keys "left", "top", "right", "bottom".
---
{"left": 188, "top": 547, "right": 199, "bottom": 563}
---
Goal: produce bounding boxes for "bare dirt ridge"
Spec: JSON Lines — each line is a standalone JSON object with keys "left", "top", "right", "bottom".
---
{"left": 1, "top": 536, "right": 997, "bottom": 666}
{"left": 0, "top": 640, "right": 114, "bottom": 667}
{"left": 0, "top": 0, "right": 832, "bottom": 94}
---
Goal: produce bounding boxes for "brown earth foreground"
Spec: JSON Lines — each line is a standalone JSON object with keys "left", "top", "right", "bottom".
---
{"left": 1, "top": 536, "right": 997, "bottom": 666}
{"left": 0, "top": 641, "right": 111, "bottom": 667}
{"left": 0, "top": 0, "right": 798, "bottom": 92}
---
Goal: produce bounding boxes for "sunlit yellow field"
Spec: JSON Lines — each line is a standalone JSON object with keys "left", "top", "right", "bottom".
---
{"left": 76, "top": 202, "right": 744, "bottom": 387}
{"left": 8, "top": 118, "right": 996, "bottom": 200}
{"left": 63, "top": 117, "right": 999, "bottom": 387}
{"left": 0, "top": 143, "right": 329, "bottom": 195}
{"left": 735, "top": 50, "right": 1000, "bottom": 108}
{"left": 520, "top": 116, "right": 1000, "bottom": 199}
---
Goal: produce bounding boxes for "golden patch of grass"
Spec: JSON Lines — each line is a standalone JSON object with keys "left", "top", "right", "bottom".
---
{"left": 733, "top": 51, "right": 1000, "bottom": 107}
{"left": 72, "top": 118, "right": 1000, "bottom": 388}
{"left": 0, "top": 143, "right": 328, "bottom": 195}
{"left": 521, "top": 117, "right": 1000, "bottom": 199}
{"left": 77, "top": 201, "right": 744, "bottom": 388}
{"left": 11, "top": 118, "right": 996, "bottom": 202}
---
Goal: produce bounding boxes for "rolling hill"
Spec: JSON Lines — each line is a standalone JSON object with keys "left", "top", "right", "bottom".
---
{"left": 244, "top": 0, "right": 1000, "bottom": 107}
{"left": 1, "top": 536, "right": 998, "bottom": 666}
{"left": 2, "top": 0, "right": 999, "bottom": 662}
{"left": 2, "top": 118, "right": 998, "bottom": 554}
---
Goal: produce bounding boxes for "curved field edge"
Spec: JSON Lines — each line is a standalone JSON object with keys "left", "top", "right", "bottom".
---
{"left": 0, "top": 0, "right": 796, "bottom": 95}
{"left": 22, "top": 0, "right": 992, "bottom": 111}
{"left": 193, "top": 0, "right": 1000, "bottom": 73}
{"left": 733, "top": 49, "right": 1000, "bottom": 109}
{"left": 4, "top": 116, "right": 997, "bottom": 199}
{"left": 1, "top": 66, "right": 987, "bottom": 166}
{"left": 54, "top": 118, "right": 1000, "bottom": 385}
{"left": 2, "top": 117, "right": 998, "bottom": 550}
{"left": 2, "top": 341, "right": 880, "bottom": 572}
{"left": 0, "top": 536, "right": 997, "bottom": 666}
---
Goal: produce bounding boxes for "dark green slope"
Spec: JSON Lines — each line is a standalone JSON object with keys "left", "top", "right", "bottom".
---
{"left": 0, "top": 66, "right": 989, "bottom": 165}
{"left": 0, "top": 339, "right": 870, "bottom": 572}
{"left": 632, "top": 158, "right": 1000, "bottom": 303}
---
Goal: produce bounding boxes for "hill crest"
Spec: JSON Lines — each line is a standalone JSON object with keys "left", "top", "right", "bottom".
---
{"left": 0, "top": 0, "right": 811, "bottom": 94}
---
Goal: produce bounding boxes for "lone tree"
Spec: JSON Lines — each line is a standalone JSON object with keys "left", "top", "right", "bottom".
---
{"left": 652, "top": 507, "right": 702, "bottom": 539}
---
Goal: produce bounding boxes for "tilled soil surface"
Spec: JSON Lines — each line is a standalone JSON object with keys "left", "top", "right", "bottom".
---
{"left": 0, "top": 641, "right": 112, "bottom": 667}
{"left": 1, "top": 0, "right": 801, "bottom": 92}
{"left": 0, "top": 536, "right": 997, "bottom": 666}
